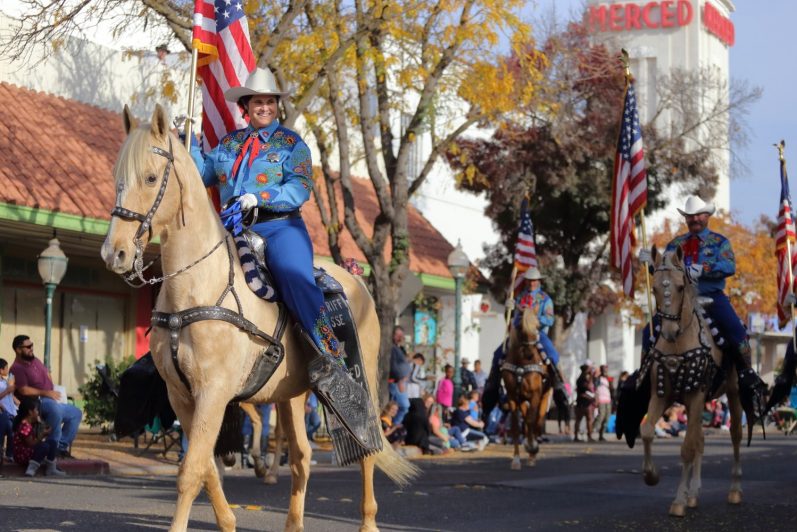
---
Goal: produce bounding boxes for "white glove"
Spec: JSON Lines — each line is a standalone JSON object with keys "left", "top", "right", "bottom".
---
{"left": 237, "top": 193, "right": 258, "bottom": 211}
{"left": 687, "top": 263, "right": 703, "bottom": 281}
{"left": 505, "top": 298, "right": 515, "bottom": 311}
{"left": 638, "top": 248, "right": 653, "bottom": 265}
{"left": 785, "top": 293, "right": 797, "bottom": 307}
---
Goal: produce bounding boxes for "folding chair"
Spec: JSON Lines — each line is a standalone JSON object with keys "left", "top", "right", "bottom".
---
{"left": 138, "top": 416, "right": 182, "bottom": 457}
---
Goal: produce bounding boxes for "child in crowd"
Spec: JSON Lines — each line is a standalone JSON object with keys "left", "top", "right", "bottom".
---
{"left": 468, "top": 390, "right": 481, "bottom": 421}
{"left": 435, "top": 364, "right": 455, "bottom": 415}
{"left": 0, "top": 358, "right": 18, "bottom": 463}
{"left": 13, "top": 397, "right": 66, "bottom": 476}
{"left": 450, "top": 396, "right": 489, "bottom": 451}
{"left": 380, "top": 401, "right": 406, "bottom": 449}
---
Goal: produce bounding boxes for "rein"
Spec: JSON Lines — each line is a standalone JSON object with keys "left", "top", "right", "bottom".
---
{"left": 653, "top": 264, "right": 695, "bottom": 334}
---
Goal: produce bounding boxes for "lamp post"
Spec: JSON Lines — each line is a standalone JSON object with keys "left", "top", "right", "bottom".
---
{"left": 447, "top": 239, "right": 469, "bottom": 401}
{"left": 37, "top": 238, "right": 68, "bottom": 370}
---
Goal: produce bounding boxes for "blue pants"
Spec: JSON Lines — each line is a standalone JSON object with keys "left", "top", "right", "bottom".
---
{"left": 538, "top": 331, "right": 560, "bottom": 365}
{"left": 643, "top": 291, "right": 747, "bottom": 355}
{"left": 388, "top": 382, "right": 410, "bottom": 425}
{"left": 39, "top": 397, "right": 82, "bottom": 451}
{"left": 0, "top": 410, "right": 13, "bottom": 457}
{"left": 252, "top": 216, "right": 341, "bottom": 359}
{"left": 305, "top": 409, "right": 321, "bottom": 440}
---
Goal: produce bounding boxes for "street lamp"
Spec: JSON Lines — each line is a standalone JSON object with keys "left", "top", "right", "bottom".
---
{"left": 447, "top": 239, "right": 469, "bottom": 401}
{"left": 37, "top": 238, "right": 68, "bottom": 370}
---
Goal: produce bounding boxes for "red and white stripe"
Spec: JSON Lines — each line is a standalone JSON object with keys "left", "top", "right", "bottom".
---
{"left": 192, "top": 0, "right": 256, "bottom": 151}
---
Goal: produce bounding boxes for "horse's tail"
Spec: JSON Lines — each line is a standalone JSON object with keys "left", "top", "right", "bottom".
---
{"left": 373, "top": 432, "right": 420, "bottom": 487}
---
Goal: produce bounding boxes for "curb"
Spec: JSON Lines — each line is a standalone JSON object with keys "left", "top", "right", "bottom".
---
{"left": 1, "top": 459, "right": 110, "bottom": 477}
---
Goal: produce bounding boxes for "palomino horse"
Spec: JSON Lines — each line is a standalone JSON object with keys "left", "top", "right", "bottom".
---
{"left": 101, "top": 105, "right": 416, "bottom": 532}
{"left": 501, "top": 307, "right": 553, "bottom": 470}
{"left": 641, "top": 247, "right": 743, "bottom": 517}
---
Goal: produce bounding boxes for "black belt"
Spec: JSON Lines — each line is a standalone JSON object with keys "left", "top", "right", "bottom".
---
{"left": 254, "top": 209, "right": 301, "bottom": 223}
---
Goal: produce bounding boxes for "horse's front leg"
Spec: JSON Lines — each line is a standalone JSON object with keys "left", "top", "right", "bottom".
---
{"left": 670, "top": 391, "right": 705, "bottom": 517}
{"left": 265, "top": 404, "right": 284, "bottom": 485}
{"left": 280, "top": 394, "right": 312, "bottom": 532}
{"left": 508, "top": 398, "right": 521, "bottom": 471}
{"left": 640, "top": 392, "right": 667, "bottom": 487}
{"left": 727, "top": 369, "right": 744, "bottom": 505}
{"left": 528, "top": 389, "right": 552, "bottom": 466}
{"left": 171, "top": 391, "right": 236, "bottom": 532}
{"left": 684, "top": 392, "right": 707, "bottom": 509}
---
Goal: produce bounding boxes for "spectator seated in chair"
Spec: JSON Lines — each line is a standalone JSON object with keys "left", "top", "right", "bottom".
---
{"left": 380, "top": 401, "right": 406, "bottom": 449}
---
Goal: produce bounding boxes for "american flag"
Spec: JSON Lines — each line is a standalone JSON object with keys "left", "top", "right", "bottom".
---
{"left": 192, "top": 0, "right": 256, "bottom": 152}
{"left": 513, "top": 199, "right": 538, "bottom": 295}
{"left": 610, "top": 81, "right": 648, "bottom": 296}
{"left": 776, "top": 151, "right": 797, "bottom": 326}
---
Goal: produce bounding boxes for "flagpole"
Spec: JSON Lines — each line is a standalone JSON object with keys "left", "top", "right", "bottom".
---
{"left": 502, "top": 264, "right": 518, "bottom": 353}
{"left": 776, "top": 140, "right": 797, "bottom": 350}
{"left": 620, "top": 49, "right": 655, "bottom": 339}
{"left": 184, "top": 47, "right": 199, "bottom": 150}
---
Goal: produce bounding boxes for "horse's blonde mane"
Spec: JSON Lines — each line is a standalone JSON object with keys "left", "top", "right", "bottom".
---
{"left": 522, "top": 307, "right": 540, "bottom": 340}
{"left": 113, "top": 124, "right": 166, "bottom": 188}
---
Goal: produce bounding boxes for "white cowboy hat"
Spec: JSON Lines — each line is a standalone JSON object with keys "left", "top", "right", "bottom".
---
{"left": 224, "top": 68, "right": 290, "bottom": 102}
{"left": 523, "top": 267, "right": 545, "bottom": 281}
{"left": 677, "top": 195, "right": 715, "bottom": 217}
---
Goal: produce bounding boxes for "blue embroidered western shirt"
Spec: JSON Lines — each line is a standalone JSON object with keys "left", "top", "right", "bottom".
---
{"left": 191, "top": 120, "right": 313, "bottom": 212}
{"left": 666, "top": 227, "right": 735, "bottom": 295}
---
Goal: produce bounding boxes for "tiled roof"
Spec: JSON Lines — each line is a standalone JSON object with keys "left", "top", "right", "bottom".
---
{"left": 0, "top": 82, "right": 455, "bottom": 279}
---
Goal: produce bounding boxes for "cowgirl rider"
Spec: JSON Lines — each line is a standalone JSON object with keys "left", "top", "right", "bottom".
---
{"left": 190, "top": 68, "right": 371, "bottom": 444}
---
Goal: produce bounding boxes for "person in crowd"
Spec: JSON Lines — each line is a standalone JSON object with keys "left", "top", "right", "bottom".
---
{"left": 10, "top": 335, "right": 82, "bottom": 458}
{"left": 12, "top": 397, "right": 65, "bottom": 476}
{"left": 1, "top": 358, "right": 17, "bottom": 463}
{"left": 467, "top": 390, "right": 481, "bottom": 421}
{"left": 407, "top": 353, "right": 432, "bottom": 399}
{"left": 436, "top": 364, "right": 455, "bottom": 413}
{"left": 593, "top": 364, "right": 614, "bottom": 442}
{"left": 428, "top": 401, "right": 458, "bottom": 451}
{"left": 557, "top": 382, "right": 571, "bottom": 436}
{"left": 305, "top": 391, "right": 321, "bottom": 442}
{"left": 472, "top": 360, "right": 488, "bottom": 396}
{"left": 663, "top": 404, "right": 687, "bottom": 437}
{"left": 403, "top": 397, "right": 445, "bottom": 455}
{"left": 450, "top": 396, "right": 489, "bottom": 450}
{"left": 380, "top": 401, "right": 406, "bottom": 449}
{"left": 190, "top": 67, "right": 371, "bottom": 439}
{"left": 573, "top": 361, "right": 596, "bottom": 442}
{"left": 388, "top": 326, "right": 411, "bottom": 424}
{"left": 639, "top": 195, "right": 767, "bottom": 423}
{"left": 459, "top": 358, "right": 477, "bottom": 394}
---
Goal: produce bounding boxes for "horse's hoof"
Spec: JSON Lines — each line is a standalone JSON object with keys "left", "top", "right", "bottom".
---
{"left": 510, "top": 457, "right": 522, "bottom": 471}
{"left": 253, "top": 462, "right": 267, "bottom": 479}
{"left": 687, "top": 497, "right": 698, "bottom": 508}
{"left": 643, "top": 469, "right": 659, "bottom": 486}
{"left": 264, "top": 474, "right": 278, "bottom": 485}
{"left": 527, "top": 458, "right": 536, "bottom": 467}
{"left": 669, "top": 503, "right": 686, "bottom": 517}
{"left": 221, "top": 453, "right": 236, "bottom": 467}
{"left": 728, "top": 490, "right": 742, "bottom": 505}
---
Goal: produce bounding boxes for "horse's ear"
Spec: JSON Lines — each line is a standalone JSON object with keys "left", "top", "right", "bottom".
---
{"left": 652, "top": 246, "right": 661, "bottom": 268}
{"left": 150, "top": 104, "right": 170, "bottom": 139}
{"left": 674, "top": 245, "right": 684, "bottom": 265}
{"left": 123, "top": 105, "right": 137, "bottom": 135}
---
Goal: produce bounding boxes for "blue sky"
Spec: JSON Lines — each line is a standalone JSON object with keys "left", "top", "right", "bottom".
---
{"left": 530, "top": 0, "right": 795, "bottom": 227}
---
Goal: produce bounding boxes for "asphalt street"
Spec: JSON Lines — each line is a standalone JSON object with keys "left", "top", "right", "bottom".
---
{"left": 1, "top": 430, "right": 795, "bottom": 532}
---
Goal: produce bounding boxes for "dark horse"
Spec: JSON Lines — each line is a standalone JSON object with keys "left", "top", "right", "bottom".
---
{"left": 501, "top": 307, "right": 553, "bottom": 470}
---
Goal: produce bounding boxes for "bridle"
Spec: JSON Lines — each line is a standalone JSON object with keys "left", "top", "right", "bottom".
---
{"left": 653, "top": 263, "right": 695, "bottom": 338}
{"left": 109, "top": 136, "right": 223, "bottom": 287}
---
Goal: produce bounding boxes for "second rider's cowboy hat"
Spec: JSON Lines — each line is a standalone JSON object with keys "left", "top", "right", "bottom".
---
{"left": 523, "top": 267, "right": 545, "bottom": 281}
{"left": 224, "top": 68, "right": 289, "bottom": 102}
{"left": 677, "top": 195, "right": 716, "bottom": 217}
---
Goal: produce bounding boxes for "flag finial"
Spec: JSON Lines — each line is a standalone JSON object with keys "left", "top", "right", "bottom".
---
{"left": 775, "top": 140, "right": 786, "bottom": 162}
{"left": 620, "top": 49, "right": 631, "bottom": 80}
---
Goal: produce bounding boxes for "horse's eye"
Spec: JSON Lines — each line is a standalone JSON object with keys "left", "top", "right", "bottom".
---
{"left": 145, "top": 174, "right": 158, "bottom": 186}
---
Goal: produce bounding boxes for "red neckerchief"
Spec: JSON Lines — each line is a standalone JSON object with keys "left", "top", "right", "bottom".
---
{"left": 681, "top": 234, "right": 700, "bottom": 264}
{"left": 230, "top": 131, "right": 262, "bottom": 180}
